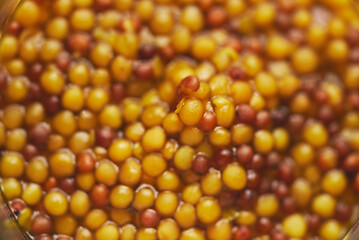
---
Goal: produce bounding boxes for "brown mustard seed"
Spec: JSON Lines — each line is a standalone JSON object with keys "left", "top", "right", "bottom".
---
{"left": 317, "top": 147, "right": 338, "bottom": 172}
{"left": 214, "top": 148, "right": 233, "bottom": 169}
{"left": 271, "top": 231, "right": 287, "bottom": 240}
{"left": 236, "top": 145, "right": 253, "bottom": 165}
{"left": 347, "top": 91, "right": 359, "bottom": 109}
{"left": 91, "top": 184, "right": 109, "bottom": 208}
{"left": 140, "top": 209, "right": 161, "bottom": 228}
{"left": 159, "top": 45, "right": 175, "bottom": 62}
{"left": 236, "top": 104, "right": 256, "bottom": 124}
{"left": 29, "top": 123, "right": 51, "bottom": 146}
{"left": 245, "top": 37, "right": 263, "bottom": 54}
{"left": 7, "top": 21, "right": 22, "bottom": 36}
{"left": 11, "top": 199, "right": 26, "bottom": 214}
{"left": 328, "top": 122, "right": 340, "bottom": 136}
{"left": 237, "top": 189, "right": 257, "bottom": 209}
{"left": 249, "top": 154, "right": 264, "bottom": 171}
{"left": 306, "top": 214, "right": 321, "bottom": 232}
{"left": 118, "top": 16, "right": 142, "bottom": 32}
{"left": 257, "top": 217, "right": 273, "bottom": 234}
{"left": 314, "top": 89, "right": 328, "bottom": 105}
{"left": 199, "top": 111, "right": 217, "bottom": 132}
{"left": 218, "top": 190, "right": 235, "bottom": 207}
{"left": 256, "top": 110, "right": 272, "bottom": 129}
{"left": 138, "top": 44, "right": 157, "bottom": 60}
{"left": 266, "top": 152, "right": 282, "bottom": 168}
{"left": 43, "top": 96, "right": 61, "bottom": 115}
{"left": 206, "top": 6, "right": 227, "bottom": 28}
{"left": 277, "top": 0, "right": 295, "bottom": 12}
{"left": 343, "top": 154, "right": 359, "bottom": 173}
{"left": 58, "top": 178, "right": 76, "bottom": 194}
{"left": 30, "top": 214, "right": 53, "bottom": 235}
{"left": 228, "top": 66, "right": 246, "bottom": 81}
{"left": 28, "top": 83, "right": 43, "bottom": 101}
{"left": 276, "top": 12, "right": 291, "bottom": 32}
{"left": 28, "top": 63, "right": 43, "bottom": 82}
{"left": 67, "top": 33, "right": 91, "bottom": 55}
{"left": 335, "top": 202, "right": 351, "bottom": 223}
{"left": 111, "top": 83, "right": 126, "bottom": 103}
{"left": 57, "top": 237, "right": 72, "bottom": 240}
{"left": 178, "top": 75, "right": 200, "bottom": 97}
{"left": 258, "top": 178, "right": 271, "bottom": 194}
{"left": 35, "top": 234, "right": 53, "bottom": 240}
{"left": 95, "top": 0, "right": 113, "bottom": 11}
{"left": 272, "top": 181, "right": 289, "bottom": 199}
{"left": 233, "top": 226, "right": 251, "bottom": 240}
{"left": 44, "top": 177, "right": 57, "bottom": 192}
{"left": 288, "top": 114, "right": 305, "bottom": 135}
{"left": 246, "top": 170, "right": 260, "bottom": 189}
{"left": 55, "top": 52, "right": 71, "bottom": 73}
{"left": 22, "top": 144, "right": 39, "bottom": 161}
{"left": 225, "top": 38, "right": 242, "bottom": 52}
{"left": 277, "top": 162, "right": 294, "bottom": 183}
{"left": 198, "top": 0, "right": 213, "bottom": 11}
{"left": 192, "top": 154, "right": 210, "bottom": 174}
{"left": 95, "top": 126, "right": 116, "bottom": 148}
{"left": 346, "top": 29, "right": 359, "bottom": 46}
{"left": 349, "top": 48, "right": 359, "bottom": 63}
{"left": 77, "top": 152, "right": 95, "bottom": 172}
{"left": 0, "top": 69, "right": 7, "bottom": 90}
{"left": 317, "top": 105, "right": 334, "bottom": 124}
{"left": 270, "top": 107, "right": 289, "bottom": 127}
{"left": 288, "top": 29, "right": 305, "bottom": 45}
{"left": 282, "top": 197, "right": 296, "bottom": 215}
{"left": 135, "top": 62, "right": 154, "bottom": 80}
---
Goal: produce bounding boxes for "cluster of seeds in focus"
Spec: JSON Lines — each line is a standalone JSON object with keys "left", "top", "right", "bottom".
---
{"left": 1, "top": 0, "right": 359, "bottom": 239}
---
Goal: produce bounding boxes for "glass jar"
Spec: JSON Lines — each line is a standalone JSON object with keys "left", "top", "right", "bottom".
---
{"left": 2, "top": 0, "right": 359, "bottom": 240}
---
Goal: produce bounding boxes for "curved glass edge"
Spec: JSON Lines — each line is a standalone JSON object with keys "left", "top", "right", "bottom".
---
{"left": 0, "top": 190, "right": 30, "bottom": 240}
{"left": 0, "top": 0, "right": 22, "bottom": 39}
{"left": 0, "top": 1, "right": 31, "bottom": 238}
